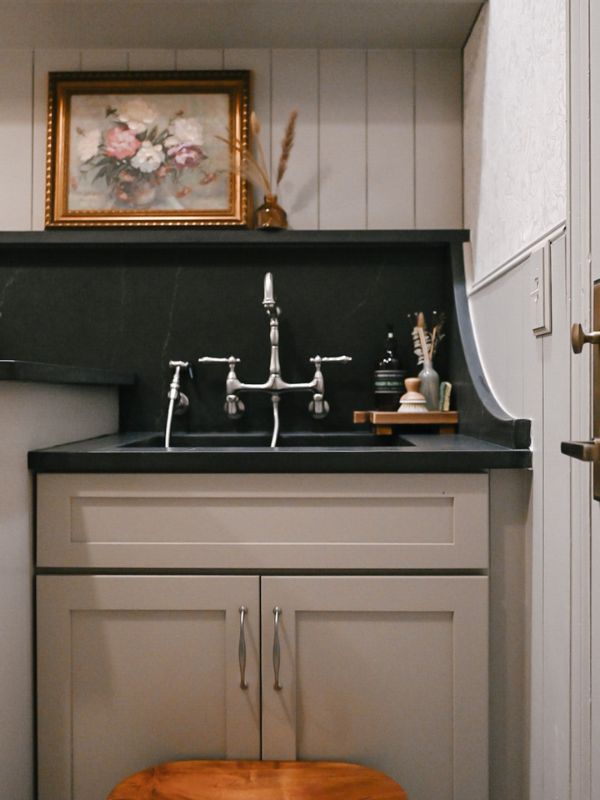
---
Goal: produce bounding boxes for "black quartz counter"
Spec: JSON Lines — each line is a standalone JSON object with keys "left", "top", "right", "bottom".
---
{"left": 0, "top": 360, "right": 134, "bottom": 386}
{"left": 28, "top": 430, "right": 531, "bottom": 473}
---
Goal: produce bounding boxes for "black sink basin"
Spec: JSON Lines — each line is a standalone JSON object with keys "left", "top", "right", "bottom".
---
{"left": 119, "top": 432, "right": 413, "bottom": 450}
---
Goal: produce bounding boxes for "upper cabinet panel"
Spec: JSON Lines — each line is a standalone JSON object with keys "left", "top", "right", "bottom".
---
{"left": 0, "top": 1, "right": 485, "bottom": 50}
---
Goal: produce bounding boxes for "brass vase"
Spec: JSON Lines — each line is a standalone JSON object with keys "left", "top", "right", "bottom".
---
{"left": 255, "top": 194, "right": 288, "bottom": 230}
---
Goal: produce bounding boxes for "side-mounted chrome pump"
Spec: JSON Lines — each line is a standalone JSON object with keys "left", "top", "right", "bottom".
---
{"left": 165, "top": 360, "right": 193, "bottom": 448}
{"left": 199, "top": 272, "right": 352, "bottom": 447}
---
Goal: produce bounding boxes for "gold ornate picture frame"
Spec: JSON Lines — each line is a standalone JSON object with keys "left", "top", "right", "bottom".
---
{"left": 45, "top": 71, "right": 250, "bottom": 228}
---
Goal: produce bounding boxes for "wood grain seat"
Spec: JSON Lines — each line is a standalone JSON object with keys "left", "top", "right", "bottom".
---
{"left": 106, "top": 760, "right": 409, "bottom": 800}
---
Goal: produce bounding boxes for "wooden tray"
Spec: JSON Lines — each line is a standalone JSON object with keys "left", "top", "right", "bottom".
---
{"left": 354, "top": 410, "right": 458, "bottom": 435}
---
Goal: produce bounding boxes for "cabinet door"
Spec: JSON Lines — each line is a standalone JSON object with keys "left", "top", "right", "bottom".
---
{"left": 37, "top": 575, "right": 260, "bottom": 800}
{"left": 261, "top": 576, "right": 488, "bottom": 800}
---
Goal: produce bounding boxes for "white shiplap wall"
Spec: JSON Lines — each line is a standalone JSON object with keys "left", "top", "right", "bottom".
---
{"left": 468, "top": 233, "right": 571, "bottom": 800}
{"left": 0, "top": 48, "right": 462, "bottom": 231}
{"left": 463, "top": 2, "right": 570, "bottom": 798}
{"left": 0, "top": 384, "right": 119, "bottom": 800}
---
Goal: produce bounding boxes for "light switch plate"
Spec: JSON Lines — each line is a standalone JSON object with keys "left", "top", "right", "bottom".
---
{"left": 530, "top": 243, "right": 552, "bottom": 336}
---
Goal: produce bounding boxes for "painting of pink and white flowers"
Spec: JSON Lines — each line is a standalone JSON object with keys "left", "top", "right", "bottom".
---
{"left": 46, "top": 72, "right": 250, "bottom": 227}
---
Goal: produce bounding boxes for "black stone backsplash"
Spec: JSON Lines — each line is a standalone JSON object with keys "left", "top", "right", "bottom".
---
{"left": 0, "top": 237, "right": 453, "bottom": 435}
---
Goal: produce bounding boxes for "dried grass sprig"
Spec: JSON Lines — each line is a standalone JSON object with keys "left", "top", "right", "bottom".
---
{"left": 410, "top": 311, "right": 445, "bottom": 364}
{"left": 250, "top": 111, "right": 270, "bottom": 191}
{"left": 276, "top": 109, "right": 298, "bottom": 186}
{"left": 411, "top": 326, "right": 431, "bottom": 366}
{"left": 219, "top": 109, "right": 298, "bottom": 196}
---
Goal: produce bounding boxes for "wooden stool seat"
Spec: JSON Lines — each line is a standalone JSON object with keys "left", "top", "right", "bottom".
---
{"left": 107, "top": 760, "right": 408, "bottom": 800}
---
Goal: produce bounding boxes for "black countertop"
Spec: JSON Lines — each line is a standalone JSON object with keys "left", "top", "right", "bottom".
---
{"left": 0, "top": 360, "right": 135, "bottom": 386}
{"left": 28, "top": 430, "right": 532, "bottom": 473}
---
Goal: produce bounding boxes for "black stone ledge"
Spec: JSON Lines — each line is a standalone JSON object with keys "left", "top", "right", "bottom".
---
{"left": 0, "top": 229, "right": 470, "bottom": 249}
{"left": 28, "top": 432, "right": 532, "bottom": 474}
{"left": 0, "top": 360, "right": 135, "bottom": 386}
{"left": 448, "top": 242, "right": 531, "bottom": 450}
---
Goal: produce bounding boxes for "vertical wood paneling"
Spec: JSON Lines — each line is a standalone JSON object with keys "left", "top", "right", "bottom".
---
{"left": 271, "top": 50, "right": 319, "bottom": 230}
{"left": 0, "top": 50, "right": 33, "bottom": 230}
{"left": 81, "top": 50, "right": 128, "bottom": 71}
{"left": 525, "top": 265, "right": 544, "bottom": 800}
{"left": 590, "top": 0, "right": 600, "bottom": 789}
{"left": 415, "top": 50, "right": 462, "bottom": 229}
{"left": 4, "top": 46, "right": 469, "bottom": 234}
{"left": 367, "top": 50, "right": 415, "bottom": 230}
{"left": 589, "top": 3, "right": 600, "bottom": 795}
{"left": 541, "top": 234, "right": 571, "bottom": 799}
{"left": 569, "top": 7, "right": 592, "bottom": 772}
{"left": 582, "top": 1, "right": 600, "bottom": 795}
{"left": 175, "top": 50, "right": 224, "bottom": 70}
{"left": 470, "top": 232, "right": 574, "bottom": 799}
{"left": 0, "top": 384, "right": 117, "bottom": 800}
{"left": 469, "top": 257, "right": 543, "bottom": 800}
{"left": 488, "top": 469, "right": 529, "bottom": 800}
{"left": 224, "top": 49, "right": 271, "bottom": 218}
{"left": 127, "top": 50, "right": 176, "bottom": 70}
{"left": 319, "top": 50, "right": 367, "bottom": 230}
{"left": 468, "top": 267, "right": 526, "bottom": 418}
{"left": 32, "top": 49, "right": 81, "bottom": 230}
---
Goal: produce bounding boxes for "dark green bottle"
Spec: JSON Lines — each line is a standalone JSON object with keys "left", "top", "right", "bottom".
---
{"left": 374, "top": 324, "right": 406, "bottom": 410}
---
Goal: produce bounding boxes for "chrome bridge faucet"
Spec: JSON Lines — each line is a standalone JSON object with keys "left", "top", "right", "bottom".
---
{"left": 199, "top": 272, "right": 352, "bottom": 447}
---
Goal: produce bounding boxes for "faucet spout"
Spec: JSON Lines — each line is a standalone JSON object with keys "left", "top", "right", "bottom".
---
{"left": 262, "top": 272, "right": 278, "bottom": 317}
{"left": 199, "top": 271, "right": 352, "bottom": 440}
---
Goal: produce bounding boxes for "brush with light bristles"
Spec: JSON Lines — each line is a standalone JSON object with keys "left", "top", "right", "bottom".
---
{"left": 398, "top": 377, "right": 428, "bottom": 413}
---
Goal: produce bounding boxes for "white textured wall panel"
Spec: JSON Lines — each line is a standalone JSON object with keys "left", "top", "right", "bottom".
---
{"left": 464, "top": 2, "right": 567, "bottom": 281}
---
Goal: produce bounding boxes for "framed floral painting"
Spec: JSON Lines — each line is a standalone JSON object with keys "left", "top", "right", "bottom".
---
{"left": 45, "top": 71, "right": 250, "bottom": 227}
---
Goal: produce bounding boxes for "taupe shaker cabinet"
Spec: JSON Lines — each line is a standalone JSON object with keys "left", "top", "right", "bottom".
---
{"left": 36, "top": 473, "right": 488, "bottom": 570}
{"left": 36, "top": 472, "right": 489, "bottom": 800}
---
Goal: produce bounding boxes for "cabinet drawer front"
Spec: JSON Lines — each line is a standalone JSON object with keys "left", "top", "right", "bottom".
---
{"left": 37, "top": 473, "right": 488, "bottom": 569}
